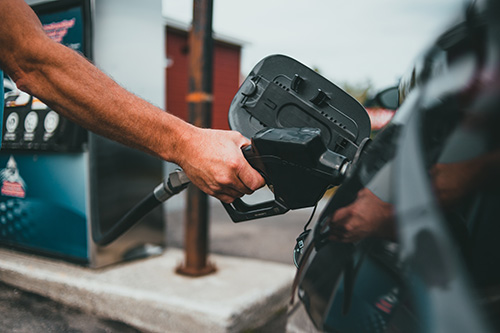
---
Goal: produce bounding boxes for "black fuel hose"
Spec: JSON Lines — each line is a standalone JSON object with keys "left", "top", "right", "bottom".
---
{"left": 92, "top": 170, "right": 190, "bottom": 246}
{"left": 93, "top": 193, "right": 160, "bottom": 246}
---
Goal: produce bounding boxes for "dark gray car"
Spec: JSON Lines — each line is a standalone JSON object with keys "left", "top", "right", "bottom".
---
{"left": 294, "top": 0, "right": 500, "bottom": 331}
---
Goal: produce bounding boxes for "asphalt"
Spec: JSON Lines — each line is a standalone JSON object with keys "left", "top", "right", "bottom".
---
{"left": 0, "top": 188, "right": 328, "bottom": 332}
{"left": 0, "top": 280, "right": 141, "bottom": 333}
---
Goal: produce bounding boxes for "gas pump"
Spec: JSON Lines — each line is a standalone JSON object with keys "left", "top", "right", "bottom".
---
{"left": 0, "top": 0, "right": 166, "bottom": 267}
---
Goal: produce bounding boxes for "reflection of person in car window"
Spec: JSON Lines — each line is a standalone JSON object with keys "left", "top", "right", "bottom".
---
{"left": 430, "top": 150, "right": 500, "bottom": 209}
{"left": 327, "top": 123, "right": 400, "bottom": 243}
{"left": 0, "top": 0, "right": 264, "bottom": 203}
{"left": 328, "top": 113, "right": 500, "bottom": 243}
{"left": 328, "top": 187, "right": 395, "bottom": 243}
{"left": 327, "top": 149, "right": 500, "bottom": 243}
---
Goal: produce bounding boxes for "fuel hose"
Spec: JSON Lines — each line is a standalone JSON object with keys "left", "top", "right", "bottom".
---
{"left": 92, "top": 170, "right": 190, "bottom": 246}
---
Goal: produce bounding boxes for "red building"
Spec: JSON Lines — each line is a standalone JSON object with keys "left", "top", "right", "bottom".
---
{"left": 165, "top": 22, "right": 244, "bottom": 130}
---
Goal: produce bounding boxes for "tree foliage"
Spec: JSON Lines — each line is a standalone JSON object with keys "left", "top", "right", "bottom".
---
{"left": 313, "top": 66, "right": 374, "bottom": 105}
{"left": 339, "top": 80, "right": 374, "bottom": 105}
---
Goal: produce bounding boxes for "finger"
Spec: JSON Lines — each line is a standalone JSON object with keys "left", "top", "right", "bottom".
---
{"left": 237, "top": 140, "right": 265, "bottom": 192}
{"left": 339, "top": 235, "right": 359, "bottom": 243}
{"left": 217, "top": 191, "right": 244, "bottom": 204}
{"left": 328, "top": 234, "right": 341, "bottom": 242}
{"left": 214, "top": 174, "right": 253, "bottom": 197}
{"left": 237, "top": 163, "right": 265, "bottom": 192}
{"left": 238, "top": 136, "right": 252, "bottom": 147}
{"left": 328, "top": 231, "right": 348, "bottom": 242}
{"left": 211, "top": 185, "right": 247, "bottom": 203}
{"left": 328, "top": 231, "right": 355, "bottom": 243}
{"left": 218, "top": 195, "right": 234, "bottom": 204}
{"left": 329, "top": 224, "right": 346, "bottom": 236}
{"left": 327, "top": 221, "right": 346, "bottom": 238}
{"left": 190, "top": 175, "right": 245, "bottom": 203}
{"left": 235, "top": 177, "right": 256, "bottom": 195}
{"left": 331, "top": 206, "right": 350, "bottom": 223}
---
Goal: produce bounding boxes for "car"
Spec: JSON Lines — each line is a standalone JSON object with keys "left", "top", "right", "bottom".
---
{"left": 364, "top": 86, "right": 399, "bottom": 134}
{"left": 292, "top": 0, "right": 500, "bottom": 331}
{"left": 115, "top": 0, "right": 499, "bottom": 330}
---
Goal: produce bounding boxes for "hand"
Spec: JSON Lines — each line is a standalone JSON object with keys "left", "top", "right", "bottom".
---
{"left": 176, "top": 127, "right": 265, "bottom": 203}
{"left": 328, "top": 188, "right": 395, "bottom": 243}
{"left": 430, "top": 161, "right": 478, "bottom": 208}
{"left": 430, "top": 151, "right": 500, "bottom": 208}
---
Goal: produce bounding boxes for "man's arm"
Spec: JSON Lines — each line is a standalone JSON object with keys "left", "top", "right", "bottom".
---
{"left": 0, "top": 0, "right": 264, "bottom": 203}
{"left": 430, "top": 150, "right": 500, "bottom": 208}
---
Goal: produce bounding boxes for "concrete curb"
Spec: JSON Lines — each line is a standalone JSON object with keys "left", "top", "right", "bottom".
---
{"left": 0, "top": 248, "right": 296, "bottom": 332}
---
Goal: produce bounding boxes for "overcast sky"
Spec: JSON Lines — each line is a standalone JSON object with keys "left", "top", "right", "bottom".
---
{"left": 163, "top": 0, "right": 463, "bottom": 91}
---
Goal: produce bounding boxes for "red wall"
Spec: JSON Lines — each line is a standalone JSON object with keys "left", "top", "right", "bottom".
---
{"left": 166, "top": 26, "right": 241, "bottom": 130}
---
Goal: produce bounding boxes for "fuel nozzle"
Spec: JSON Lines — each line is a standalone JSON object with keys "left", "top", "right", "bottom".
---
{"left": 245, "top": 127, "right": 349, "bottom": 207}
{"left": 153, "top": 169, "right": 191, "bottom": 202}
{"left": 224, "top": 127, "right": 352, "bottom": 222}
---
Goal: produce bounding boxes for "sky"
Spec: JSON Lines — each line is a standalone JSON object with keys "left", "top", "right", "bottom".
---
{"left": 163, "top": 0, "right": 462, "bottom": 92}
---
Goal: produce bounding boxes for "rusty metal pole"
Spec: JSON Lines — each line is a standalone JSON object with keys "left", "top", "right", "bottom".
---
{"left": 176, "top": 0, "right": 216, "bottom": 277}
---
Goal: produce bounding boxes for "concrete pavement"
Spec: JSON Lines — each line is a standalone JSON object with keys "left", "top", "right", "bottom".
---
{"left": 0, "top": 247, "right": 295, "bottom": 332}
{"left": 0, "top": 189, "right": 329, "bottom": 332}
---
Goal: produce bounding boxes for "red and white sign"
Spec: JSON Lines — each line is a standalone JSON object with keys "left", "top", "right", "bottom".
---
{"left": 0, "top": 156, "right": 26, "bottom": 198}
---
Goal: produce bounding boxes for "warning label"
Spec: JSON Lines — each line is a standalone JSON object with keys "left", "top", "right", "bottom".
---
{"left": 0, "top": 156, "right": 26, "bottom": 198}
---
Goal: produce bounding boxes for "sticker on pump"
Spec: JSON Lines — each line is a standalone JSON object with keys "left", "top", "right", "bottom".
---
{"left": 5, "top": 112, "right": 19, "bottom": 133}
{"left": 0, "top": 156, "right": 26, "bottom": 198}
{"left": 32, "top": 97, "right": 48, "bottom": 111}
{"left": 4, "top": 112, "right": 19, "bottom": 142}
{"left": 23, "top": 111, "right": 39, "bottom": 142}
{"left": 5, "top": 90, "right": 30, "bottom": 108}
{"left": 44, "top": 111, "right": 59, "bottom": 133}
{"left": 24, "top": 111, "right": 38, "bottom": 133}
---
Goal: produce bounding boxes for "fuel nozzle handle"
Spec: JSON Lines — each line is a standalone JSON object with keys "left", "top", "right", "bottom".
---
{"left": 224, "top": 127, "right": 352, "bottom": 223}
{"left": 222, "top": 143, "right": 291, "bottom": 222}
{"left": 241, "top": 144, "right": 271, "bottom": 186}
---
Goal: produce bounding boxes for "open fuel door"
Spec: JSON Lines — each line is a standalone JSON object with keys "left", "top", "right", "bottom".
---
{"left": 225, "top": 55, "right": 371, "bottom": 222}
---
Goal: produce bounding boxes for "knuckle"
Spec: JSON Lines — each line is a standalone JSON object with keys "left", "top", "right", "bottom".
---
{"left": 344, "top": 224, "right": 353, "bottom": 233}
{"left": 216, "top": 175, "right": 233, "bottom": 187}
{"left": 226, "top": 158, "right": 241, "bottom": 172}
{"left": 209, "top": 184, "right": 224, "bottom": 195}
{"left": 219, "top": 196, "right": 232, "bottom": 204}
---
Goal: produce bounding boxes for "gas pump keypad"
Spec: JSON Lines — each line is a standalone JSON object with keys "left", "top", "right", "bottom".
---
{"left": 2, "top": 94, "right": 85, "bottom": 152}
{"left": 44, "top": 111, "right": 59, "bottom": 134}
{"left": 24, "top": 111, "right": 38, "bottom": 142}
{"left": 5, "top": 113, "right": 19, "bottom": 134}
{"left": 24, "top": 112, "right": 38, "bottom": 133}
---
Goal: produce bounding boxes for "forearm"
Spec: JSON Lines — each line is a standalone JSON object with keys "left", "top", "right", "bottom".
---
{"left": 0, "top": 0, "right": 265, "bottom": 202}
{"left": 431, "top": 150, "right": 500, "bottom": 208}
{"left": 14, "top": 42, "right": 193, "bottom": 162}
{"left": 0, "top": 0, "right": 192, "bottom": 163}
